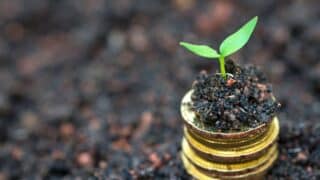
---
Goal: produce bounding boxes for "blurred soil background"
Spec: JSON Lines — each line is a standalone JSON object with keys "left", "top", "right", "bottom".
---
{"left": 0, "top": 0, "right": 319, "bottom": 179}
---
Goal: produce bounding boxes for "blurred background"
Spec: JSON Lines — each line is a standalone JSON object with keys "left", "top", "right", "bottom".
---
{"left": 0, "top": 0, "right": 319, "bottom": 179}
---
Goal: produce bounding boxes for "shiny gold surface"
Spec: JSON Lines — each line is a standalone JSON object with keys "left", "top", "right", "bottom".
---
{"left": 181, "top": 90, "right": 270, "bottom": 140}
{"left": 182, "top": 138, "right": 277, "bottom": 173}
{"left": 187, "top": 126, "right": 268, "bottom": 147}
{"left": 180, "top": 90, "right": 280, "bottom": 179}
{"left": 184, "top": 118, "right": 279, "bottom": 159}
{"left": 181, "top": 150, "right": 277, "bottom": 180}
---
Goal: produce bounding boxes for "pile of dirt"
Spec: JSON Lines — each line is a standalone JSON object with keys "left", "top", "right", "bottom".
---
{"left": 191, "top": 60, "right": 281, "bottom": 132}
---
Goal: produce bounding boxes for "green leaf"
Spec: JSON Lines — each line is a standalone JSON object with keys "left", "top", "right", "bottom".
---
{"left": 179, "top": 42, "right": 220, "bottom": 58}
{"left": 219, "top": 16, "right": 258, "bottom": 57}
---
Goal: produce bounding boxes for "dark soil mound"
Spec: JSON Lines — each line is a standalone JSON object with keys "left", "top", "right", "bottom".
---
{"left": 191, "top": 60, "right": 281, "bottom": 132}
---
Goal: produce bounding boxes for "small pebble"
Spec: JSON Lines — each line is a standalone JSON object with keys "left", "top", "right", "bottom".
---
{"left": 99, "top": 161, "right": 108, "bottom": 169}
{"left": 296, "top": 152, "right": 308, "bottom": 161}
{"left": 60, "top": 123, "right": 75, "bottom": 138}
{"left": 149, "top": 153, "right": 162, "bottom": 168}
{"left": 226, "top": 79, "right": 236, "bottom": 86}
{"left": 77, "top": 152, "right": 93, "bottom": 167}
{"left": 11, "top": 147, "right": 23, "bottom": 160}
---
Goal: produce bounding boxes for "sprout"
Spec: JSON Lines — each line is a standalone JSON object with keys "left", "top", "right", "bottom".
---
{"left": 180, "top": 16, "right": 258, "bottom": 79}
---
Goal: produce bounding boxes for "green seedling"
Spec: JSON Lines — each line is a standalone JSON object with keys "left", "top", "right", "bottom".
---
{"left": 180, "top": 16, "right": 258, "bottom": 79}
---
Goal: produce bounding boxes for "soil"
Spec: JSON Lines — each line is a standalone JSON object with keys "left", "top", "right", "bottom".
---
{"left": 0, "top": 0, "right": 319, "bottom": 179}
{"left": 190, "top": 60, "right": 281, "bottom": 132}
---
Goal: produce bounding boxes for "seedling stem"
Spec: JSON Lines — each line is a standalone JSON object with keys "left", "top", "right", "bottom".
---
{"left": 219, "top": 56, "right": 226, "bottom": 79}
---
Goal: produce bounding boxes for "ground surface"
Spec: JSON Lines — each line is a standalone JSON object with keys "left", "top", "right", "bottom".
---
{"left": 0, "top": 0, "right": 319, "bottom": 179}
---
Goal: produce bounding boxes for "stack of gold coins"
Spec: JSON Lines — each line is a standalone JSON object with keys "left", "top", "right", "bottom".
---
{"left": 180, "top": 90, "right": 279, "bottom": 180}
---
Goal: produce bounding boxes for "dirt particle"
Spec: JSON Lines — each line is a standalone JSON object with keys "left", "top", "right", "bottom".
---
{"left": 196, "top": 1, "right": 233, "bottom": 34}
{"left": 51, "top": 150, "right": 65, "bottom": 160}
{"left": 112, "top": 138, "right": 132, "bottom": 152}
{"left": 60, "top": 123, "right": 75, "bottom": 138}
{"left": 11, "top": 147, "right": 23, "bottom": 160}
{"left": 133, "top": 111, "right": 153, "bottom": 140}
{"left": 280, "top": 155, "right": 287, "bottom": 161}
{"left": 164, "top": 153, "right": 171, "bottom": 161}
{"left": 296, "top": 152, "right": 308, "bottom": 162}
{"left": 226, "top": 78, "right": 236, "bottom": 87}
{"left": 21, "top": 111, "right": 40, "bottom": 131}
{"left": 0, "top": 173, "right": 8, "bottom": 180}
{"left": 257, "top": 83, "right": 267, "bottom": 91}
{"left": 77, "top": 152, "right": 93, "bottom": 167}
{"left": 129, "top": 26, "right": 149, "bottom": 52}
{"left": 173, "top": 0, "right": 195, "bottom": 12}
{"left": 149, "top": 152, "right": 162, "bottom": 168}
{"left": 4, "top": 22, "right": 25, "bottom": 42}
{"left": 99, "top": 161, "right": 108, "bottom": 169}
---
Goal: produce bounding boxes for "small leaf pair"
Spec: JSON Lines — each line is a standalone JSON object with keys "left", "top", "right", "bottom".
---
{"left": 180, "top": 16, "right": 258, "bottom": 79}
